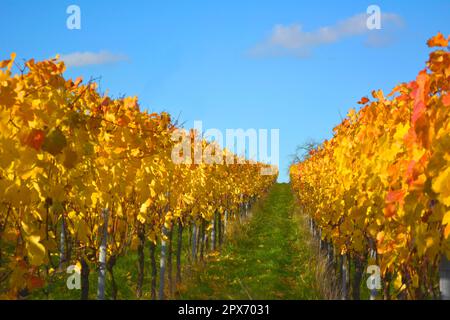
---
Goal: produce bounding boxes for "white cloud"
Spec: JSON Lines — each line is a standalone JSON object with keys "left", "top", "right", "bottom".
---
{"left": 249, "top": 12, "right": 404, "bottom": 57}
{"left": 59, "top": 51, "right": 128, "bottom": 67}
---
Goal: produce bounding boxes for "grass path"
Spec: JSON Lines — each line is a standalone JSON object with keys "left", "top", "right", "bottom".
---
{"left": 179, "top": 183, "right": 320, "bottom": 300}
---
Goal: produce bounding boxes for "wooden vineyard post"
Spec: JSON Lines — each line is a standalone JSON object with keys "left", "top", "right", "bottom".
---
{"left": 97, "top": 208, "right": 109, "bottom": 300}
{"left": 440, "top": 255, "right": 450, "bottom": 300}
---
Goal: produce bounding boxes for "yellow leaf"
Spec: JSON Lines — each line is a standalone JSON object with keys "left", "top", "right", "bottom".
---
{"left": 393, "top": 273, "right": 404, "bottom": 291}
{"left": 443, "top": 211, "right": 450, "bottom": 226}
{"left": 91, "top": 192, "right": 101, "bottom": 207}
{"left": 67, "top": 210, "right": 78, "bottom": 220}
{"left": 76, "top": 220, "right": 90, "bottom": 243}
{"left": 113, "top": 147, "right": 126, "bottom": 154}
{"left": 140, "top": 198, "right": 152, "bottom": 214}
{"left": 20, "top": 221, "right": 33, "bottom": 235}
{"left": 137, "top": 214, "right": 146, "bottom": 224}
{"left": 20, "top": 166, "right": 43, "bottom": 180}
{"left": 433, "top": 167, "right": 450, "bottom": 206}
{"left": 393, "top": 123, "right": 410, "bottom": 142}
{"left": 26, "top": 235, "right": 46, "bottom": 266}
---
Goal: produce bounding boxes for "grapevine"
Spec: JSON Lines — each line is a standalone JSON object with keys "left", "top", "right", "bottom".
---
{"left": 290, "top": 33, "right": 450, "bottom": 299}
{"left": 0, "top": 54, "right": 277, "bottom": 299}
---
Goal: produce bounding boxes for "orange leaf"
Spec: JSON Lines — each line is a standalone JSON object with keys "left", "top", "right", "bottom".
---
{"left": 443, "top": 93, "right": 450, "bottom": 107}
{"left": 445, "top": 225, "right": 450, "bottom": 239}
{"left": 416, "top": 70, "right": 429, "bottom": 95}
{"left": 117, "top": 115, "right": 130, "bottom": 127}
{"left": 0, "top": 59, "right": 12, "bottom": 69}
{"left": 376, "top": 231, "right": 385, "bottom": 243}
{"left": 74, "top": 77, "right": 83, "bottom": 87}
{"left": 427, "top": 32, "right": 449, "bottom": 47}
{"left": 0, "top": 53, "right": 16, "bottom": 70}
{"left": 384, "top": 203, "right": 397, "bottom": 218}
{"left": 386, "top": 190, "right": 405, "bottom": 203}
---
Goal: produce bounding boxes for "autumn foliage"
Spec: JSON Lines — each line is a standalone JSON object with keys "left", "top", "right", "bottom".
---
{"left": 290, "top": 33, "right": 450, "bottom": 299}
{"left": 0, "top": 53, "right": 277, "bottom": 298}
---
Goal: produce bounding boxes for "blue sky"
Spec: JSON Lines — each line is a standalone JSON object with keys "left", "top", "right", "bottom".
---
{"left": 2, "top": 1, "right": 449, "bottom": 182}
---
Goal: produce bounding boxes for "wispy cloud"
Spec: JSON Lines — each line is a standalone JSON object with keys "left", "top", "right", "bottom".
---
{"left": 249, "top": 12, "right": 404, "bottom": 58}
{"left": 59, "top": 51, "right": 128, "bottom": 67}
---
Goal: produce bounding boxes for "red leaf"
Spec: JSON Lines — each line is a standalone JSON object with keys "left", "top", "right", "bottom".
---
{"left": 28, "top": 276, "right": 45, "bottom": 289}
{"left": 412, "top": 71, "right": 429, "bottom": 126}
{"left": 358, "top": 97, "right": 369, "bottom": 105}
{"left": 24, "top": 129, "right": 45, "bottom": 151}
{"left": 412, "top": 101, "right": 426, "bottom": 124}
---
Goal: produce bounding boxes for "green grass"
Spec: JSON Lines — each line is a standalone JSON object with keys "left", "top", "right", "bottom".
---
{"left": 27, "top": 183, "right": 320, "bottom": 300}
{"left": 178, "top": 183, "right": 321, "bottom": 300}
